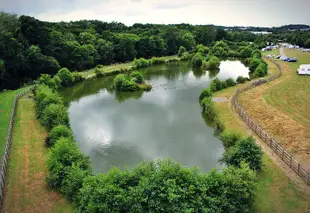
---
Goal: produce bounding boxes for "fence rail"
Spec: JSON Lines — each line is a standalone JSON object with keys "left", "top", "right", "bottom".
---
{"left": 232, "top": 57, "right": 310, "bottom": 185}
{"left": 0, "top": 87, "right": 33, "bottom": 208}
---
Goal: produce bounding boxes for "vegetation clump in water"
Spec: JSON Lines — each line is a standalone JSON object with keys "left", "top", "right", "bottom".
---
{"left": 114, "top": 71, "right": 152, "bottom": 91}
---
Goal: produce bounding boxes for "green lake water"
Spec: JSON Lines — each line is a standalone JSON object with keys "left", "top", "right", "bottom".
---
{"left": 61, "top": 60, "right": 250, "bottom": 173}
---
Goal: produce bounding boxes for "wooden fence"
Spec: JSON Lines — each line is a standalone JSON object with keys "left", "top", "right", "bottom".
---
{"left": 0, "top": 88, "right": 33, "bottom": 208}
{"left": 232, "top": 58, "right": 310, "bottom": 186}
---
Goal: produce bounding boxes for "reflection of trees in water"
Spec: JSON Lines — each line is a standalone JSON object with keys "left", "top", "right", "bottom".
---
{"left": 208, "top": 69, "right": 220, "bottom": 78}
{"left": 61, "top": 76, "right": 114, "bottom": 104}
{"left": 115, "top": 90, "right": 144, "bottom": 103}
{"left": 192, "top": 67, "right": 205, "bottom": 79}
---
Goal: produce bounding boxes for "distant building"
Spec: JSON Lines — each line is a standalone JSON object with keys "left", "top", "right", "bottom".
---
{"left": 297, "top": 64, "right": 310, "bottom": 75}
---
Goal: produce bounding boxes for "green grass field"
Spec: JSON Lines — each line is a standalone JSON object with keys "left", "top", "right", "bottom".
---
{"left": 0, "top": 88, "right": 26, "bottom": 156}
{"left": 214, "top": 55, "right": 310, "bottom": 212}
{"left": 3, "top": 95, "right": 72, "bottom": 213}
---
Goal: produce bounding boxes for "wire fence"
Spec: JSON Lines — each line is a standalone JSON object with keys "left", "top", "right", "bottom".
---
{"left": 232, "top": 57, "right": 310, "bottom": 186}
{"left": 0, "top": 87, "right": 33, "bottom": 208}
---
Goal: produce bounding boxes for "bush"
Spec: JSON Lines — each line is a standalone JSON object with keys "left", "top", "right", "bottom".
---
{"left": 36, "top": 91, "right": 63, "bottom": 119}
{"left": 114, "top": 74, "right": 138, "bottom": 91}
{"left": 39, "top": 74, "right": 58, "bottom": 90}
{"left": 137, "top": 83, "right": 152, "bottom": 91}
{"left": 199, "top": 87, "right": 213, "bottom": 102}
{"left": 73, "top": 72, "right": 85, "bottom": 82}
{"left": 249, "top": 58, "right": 261, "bottom": 72}
{"left": 219, "top": 131, "right": 241, "bottom": 148}
{"left": 207, "top": 56, "right": 220, "bottom": 69}
{"left": 201, "top": 97, "right": 217, "bottom": 121}
{"left": 180, "top": 52, "right": 190, "bottom": 61}
{"left": 253, "top": 62, "right": 268, "bottom": 77}
{"left": 130, "top": 71, "right": 144, "bottom": 83}
{"left": 251, "top": 49, "right": 262, "bottom": 59}
{"left": 192, "top": 53, "right": 204, "bottom": 67}
{"left": 57, "top": 68, "right": 74, "bottom": 87}
{"left": 151, "top": 57, "right": 166, "bottom": 64}
{"left": 213, "top": 117, "right": 225, "bottom": 136}
{"left": 236, "top": 76, "right": 247, "bottom": 84}
{"left": 41, "top": 103, "right": 70, "bottom": 130}
{"left": 53, "top": 75, "right": 62, "bottom": 88}
{"left": 221, "top": 137, "right": 263, "bottom": 171}
{"left": 47, "top": 137, "right": 91, "bottom": 190}
{"left": 210, "top": 78, "right": 225, "bottom": 92}
{"left": 132, "top": 58, "right": 152, "bottom": 69}
{"left": 46, "top": 125, "right": 73, "bottom": 147}
{"left": 177, "top": 46, "right": 187, "bottom": 57}
{"left": 225, "top": 78, "right": 236, "bottom": 87}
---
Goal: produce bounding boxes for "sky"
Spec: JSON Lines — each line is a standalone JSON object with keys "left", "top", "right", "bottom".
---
{"left": 0, "top": 0, "right": 309, "bottom": 27}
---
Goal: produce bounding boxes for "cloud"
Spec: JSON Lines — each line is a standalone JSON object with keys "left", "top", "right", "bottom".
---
{"left": 1, "top": 0, "right": 310, "bottom": 26}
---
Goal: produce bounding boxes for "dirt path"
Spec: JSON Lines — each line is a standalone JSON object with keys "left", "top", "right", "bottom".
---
{"left": 2, "top": 95, "right": 72, "bottom": 213}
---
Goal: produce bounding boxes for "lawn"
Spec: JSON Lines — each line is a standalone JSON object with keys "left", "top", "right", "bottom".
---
{"left": 2, "top": 95, "right": 72, "bottom": 213}
{"left": 213, "top": 56, "right": 310, "bottom": 212}
{"left": 0, "top": 88, "right": 26, "bottom": 156}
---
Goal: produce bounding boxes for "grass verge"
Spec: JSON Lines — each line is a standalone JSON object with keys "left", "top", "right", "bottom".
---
{"left": 2, "top": 95, "right": 72, "bottom": 213}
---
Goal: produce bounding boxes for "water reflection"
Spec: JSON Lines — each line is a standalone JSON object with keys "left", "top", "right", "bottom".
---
{"left": 61, "top": 60, "right": 249, "bottom": 173}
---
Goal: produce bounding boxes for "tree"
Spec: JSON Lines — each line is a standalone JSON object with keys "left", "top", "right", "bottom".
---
{"left": 192, "top": 53, "right": 204, "bottom": 67}
{"left": 199, "top": 87, "right": 213, "bottom": 102}
{"left": 41, "top": 104, "right": 70, "bottom": 130}
{"left": 177, "top": 46, "right": 186, "bottom": 57}
{"left": 130, "top": 71, "right": 144, "bottom": 83}
{"left": 179, "top": 32, "right": 196, "bottom": 50}
{"left": 219, "top": 131, "right": 241, "bottom": 148}
{"left": 207, "top": 56, "right": 220, "bottom": 69}
{"left": 221, "top": 137, "right": 263, "bottom": 171}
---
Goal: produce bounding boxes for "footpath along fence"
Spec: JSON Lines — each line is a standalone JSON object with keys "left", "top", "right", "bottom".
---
{"left": 0, "top": 87, "right": 33, "bottom": 207}
{"left": 232, "top": 57, "right": 310, "bottom": 186}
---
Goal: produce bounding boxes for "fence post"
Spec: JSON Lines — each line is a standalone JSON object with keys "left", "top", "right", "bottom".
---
{"left": 282, "top": 149, "right": 284, "bottom": 160}
{"left": 298, "top": 164, "right": 300, "bottom": 175}
{"left": 289, "top": 155, "right": 292, "bottom": 167}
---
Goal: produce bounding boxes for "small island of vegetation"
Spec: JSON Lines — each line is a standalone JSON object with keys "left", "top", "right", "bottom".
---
{"left": 114, "top": 71, "right": 152, "bottom": 91}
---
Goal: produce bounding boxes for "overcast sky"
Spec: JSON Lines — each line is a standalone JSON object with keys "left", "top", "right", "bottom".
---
{"left": 0, "top": 0, "right": 309, "bottom": 27}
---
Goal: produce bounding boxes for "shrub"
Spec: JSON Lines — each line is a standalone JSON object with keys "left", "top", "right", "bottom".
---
{"left": 180, "top": 52, "right": 190, "bottom": 61}
{"left": 39, "top": 74, "right": 58, "bottom": 90}
{"left": 53, "top": 75, "right": 62, "bottom": 88}
{"left": 57, "top": 68, "right": 74, "bottom": 87}
{"left": 236, "top": 76, "right": 247, "bottom": 84}
{"left": 177, "top": 46, "right": 187, "bottom": 57}
{"left": 207, "top": 56, "right": 220, "bottom": 69}
{"left": 192, "top": 53, "right": 204, "bottom": 67}
{"left": 73, "top": 72, "right": 85, "bottom": 82}
{"left": 251, "top": 49, "right": 262, "bottom": 59}
{"left": 253, "top": 62, "right": 268, "bottom": 77}
{"left": 46, "top": 125, "right": 73, "bottom": 147}
{"left": 213, "top": 117, "right": 225, "bottom": 136}
{"left": 225, "top": 78, "right": 236, "bottom": 87}
{"left": 201, "top": 97, "right": 217, "bottom": 121}
{"left": 114, "top": 74, "right": 138, "bottom": 91}
{"left": 219, "top": 131, "right": 241, "bottom": 148}
{"left": 47, "top": 138, "right": 91, "bottom": 190}
{"left": 41, "top": 103, "right": 70, "bottom": 130}
{"left": 199, "top": 87, "right": 213, "bottom": 102}
{"left": 36, "top": 91, "right": 63, "bottom": 119}
{"left": 221, "top": 137, "right": 263, "bottom": 171}
{"left": 201, "top": 60, "right": 208, "bottom": 70}
{"left": 130, "top": 71, "right": 144, "bottom": 83}
{"left": 210, "top": 78, "right": 225, "bottom": 92}
{"left": 249, "top": 58, "right": 261, "bottom": 72}
{"left": 137, "top": 83, "right": 152, "bottom": 91}
{"left": 151, "top": 57, "right": 166, "bottom": 64}
{"left": 133, "top": 58, "right": 152, "bottom": 69}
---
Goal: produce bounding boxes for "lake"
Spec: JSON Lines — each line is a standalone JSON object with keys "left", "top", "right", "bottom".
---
{"left": 61, "top": 60, "right": 250, "bottom": 173}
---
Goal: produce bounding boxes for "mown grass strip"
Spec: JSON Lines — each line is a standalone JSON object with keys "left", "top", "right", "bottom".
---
{"left": 2, "top": 95, "right": 72, "bottom": 213}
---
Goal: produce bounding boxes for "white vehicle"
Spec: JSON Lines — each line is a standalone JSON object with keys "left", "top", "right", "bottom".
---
{"left": 297, "top": 64, "right": 310, "bottom": 75}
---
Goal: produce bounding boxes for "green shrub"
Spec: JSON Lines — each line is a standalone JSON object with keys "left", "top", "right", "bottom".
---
{"left": 199, "top": 87, "right": 213, "bottom": 102}
{"left": 219, "top": 131, "right": 241, "bottom": 148}
{"left": 214, "top": 117, "right": 225, "bottom": 136}
{"left": 46, "top": 125, "right": 73, "bottom": 147}
{"left": 236, "top": 76, "right": 247, "bottom": 84}
{"left": 251, "top": 49, "right": 262, "bottom": 59}
{"left": 221, "top": 137, "right": 263, "bottom": 171}
{"left": 180, "top": 52, "right": 190, "bottom": 61}
{"left": 210, "top": 78, "right": 225, "bottom": 92}
{"left": 47, "top": 138, "right": 91, "bottom": 190}
{"left": 57, "top": 68, "right": 74, "bottom": 87}
{"left": 53, "top": 75, "right": 62, "bottom": 88}
{"left": 137, "top": 83, "right": 152, "bottom": 91}
{"left": 37, "top": 91, "right": 63, "bottom": 119}
{"left": 96, "top": 64, "right": 104, "bottom": 69}
{"left": 151, "top": 57, "right": 166, "bottom": 64}
{"left": 201, "top": 97, "right": 217, "bottom": 121}
{"left": 114, "top": 74, "right": 138, "bottom": 91}
{"left": 177, "top": 46, "right": 187, "bottom": 57}
{"left": 130, "top": 71, "right": 144, "bottom": 83}
{"left": 225, "top": 78, "right": 236, "bottom": 87}
{"left": 166, "top": 57, "right": 180, "bottom": 63}
{"left": 207, "top": 56, "right": 220, "bottom": 69}
{"left": 192, "top": 53, "right": 204, "bottom": 67}
{"left": 39, "top": 74, "right": 58, "bottom": 90}
{"left": 132, "top": 58, "right": 152, "bottom": 69}
{"left": 201, "top": 60, "right": 208, "bottom": 70}
{"left": 253, "top": 62, "right": 268, "bottom": 77}
{"left": 41, "top": 103, "right": 70, "bottom": 130}
{"left": 73, "top": 72, "right": 85, "bottom": 82}
{"left": 249, "top": 58, "right": 261, "bottom": 72}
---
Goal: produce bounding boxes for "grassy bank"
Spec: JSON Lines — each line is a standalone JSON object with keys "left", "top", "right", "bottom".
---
{"left": 0, "top": 88, "right": 25, "bottom": 156}
{"left": 2, "top": 95, "right": 72, "bottom": 213}
{"left": 213, "top": 56, "right": 310, "bottom": 212}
